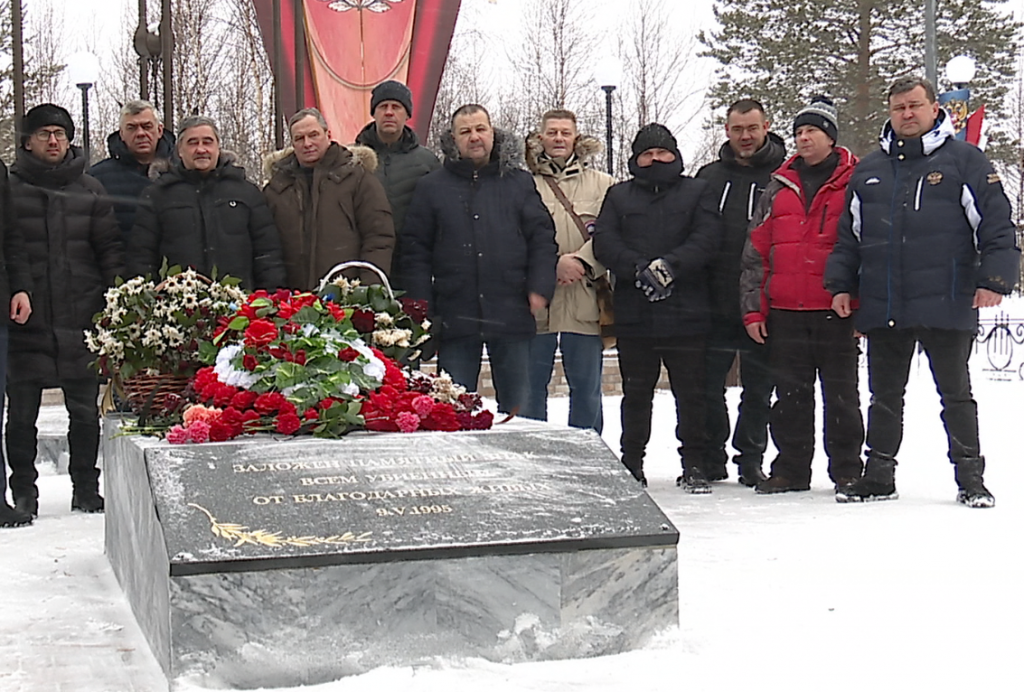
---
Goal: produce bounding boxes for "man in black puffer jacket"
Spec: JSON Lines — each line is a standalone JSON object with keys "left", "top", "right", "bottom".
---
{"left": 7, "top": 103, "right": 124, "bottom": 516}
{"left": 128, "top": 116, "right": 287, "bottom": 290}
{"left": 593, "top": 123, "right": 721, "bottom": 492}
{"left": 90, "top": 100, "right": 175, "bottom": 244}
{"left": 695, "top": 99, "right": 786, "bottom": 486}
{"left": 354, "top": 81, "right": 440, "bottom": 290}
{"left": 825, "top": 76, "right": 1020, "bottom": 508}
{"left": 402, "top": 104, "right": 557, "bottom": 414}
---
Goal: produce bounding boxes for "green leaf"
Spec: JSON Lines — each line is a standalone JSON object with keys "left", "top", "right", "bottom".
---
{"left": 227, "top": 316, "right": 249, "bottom": 330}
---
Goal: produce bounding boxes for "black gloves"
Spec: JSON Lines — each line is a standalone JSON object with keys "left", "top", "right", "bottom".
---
{"left": 635, "top": 258, "right": 674, "bottom": 302}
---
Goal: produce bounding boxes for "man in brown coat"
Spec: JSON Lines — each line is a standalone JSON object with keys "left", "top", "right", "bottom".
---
{"left": 264, "top": 108, "right": 395, "bottom": 289}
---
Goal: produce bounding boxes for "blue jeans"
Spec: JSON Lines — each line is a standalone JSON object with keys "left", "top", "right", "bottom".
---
{"left": 522, "top": 332, "right": 604, "bottom": 432}
{"left": 438, "top": 336, "right": 530, "bottom": 415}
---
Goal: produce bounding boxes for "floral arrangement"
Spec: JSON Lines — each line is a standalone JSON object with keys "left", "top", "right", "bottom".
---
{"left": 319, "top": 274, "right": 431, "bottom": 364}
{"left": 162, "top": 288, "right": 492, "bottom": 444}
{"left": 361, "top": 369, "right": 494, "bottom": 433}
{"left": 85, "top": 266, "right": 246, "bottom": 380}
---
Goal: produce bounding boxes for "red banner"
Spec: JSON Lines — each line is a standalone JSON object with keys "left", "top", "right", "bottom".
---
{"left": 253, "top": 0, "right": 461, "bottom": 144}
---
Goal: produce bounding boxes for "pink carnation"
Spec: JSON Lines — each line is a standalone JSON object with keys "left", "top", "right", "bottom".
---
{"left": 187, "top": 420, "right": 211, "bottom": 443}
{"left": 411, "top": 394, "right": 435, "bottom": 418}
{"left": 183, "top": 404, "right": 221, "bottom": 427}
{"left": 166, "top": 425, "right": 189, "bottom": 444}
{"left": 396, "top": 411, "right": 421, "bottom": 433}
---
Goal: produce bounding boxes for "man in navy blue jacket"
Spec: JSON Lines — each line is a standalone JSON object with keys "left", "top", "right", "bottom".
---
{"left": 825, "top": 76, "right": 1019, "bottom": 508}
{"left": 402, "top": 104, "right": 557, "bottom": 414}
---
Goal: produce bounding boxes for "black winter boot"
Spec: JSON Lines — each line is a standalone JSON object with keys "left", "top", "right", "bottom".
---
{"left": 71, "top": 489, "right": 105, "bottom": 513}
{"left": 836, "top": 453, "right": 897, "bottom": 503}
{"left": 621, "top": 456, "right": 646, "bottom": 486}
{"left": 737, "top": 458, "right": 768, "bottom": 487}
{"left": 676, "top": 467, "right": 712, "bottom": 494}
{"left": 955, "top": 457, "right": 995, "bottom": 508}
{"left": 1, "top": 501, "right": 33, "bottom": 528}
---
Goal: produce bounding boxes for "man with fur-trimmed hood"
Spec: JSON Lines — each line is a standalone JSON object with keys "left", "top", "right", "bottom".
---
{"left": 521, "top": 109, "right": 614, "bottom": 432}
{"left": 402, "top": 104, "right": 557, "bottom": 415}
{"left": 264, "top": 107, "right": 394, "bottom": 289}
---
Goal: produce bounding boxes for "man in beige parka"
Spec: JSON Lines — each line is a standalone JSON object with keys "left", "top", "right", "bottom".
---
{"left": 522, "top": 109, "right": 615, "bottom": 431}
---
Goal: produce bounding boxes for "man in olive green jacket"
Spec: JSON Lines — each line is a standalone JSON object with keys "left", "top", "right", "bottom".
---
{"left": 264, "top": 108, "right": 394, "bottom": 289}
{"left": 521, "top": 109, "right": 615, "bottom": 432}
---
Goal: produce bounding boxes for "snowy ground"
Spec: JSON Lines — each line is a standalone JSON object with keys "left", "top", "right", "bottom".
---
{"left": 3, "top": 338, "right": 1024, "bottom": 692}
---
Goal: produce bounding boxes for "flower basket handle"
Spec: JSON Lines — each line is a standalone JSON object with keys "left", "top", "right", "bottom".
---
{"left": 316, "top": 261, "right": 394, "bottom": 300}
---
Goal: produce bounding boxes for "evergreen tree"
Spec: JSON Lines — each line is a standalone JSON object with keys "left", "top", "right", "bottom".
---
{"left": 700, "top": 0, "right": 1021, "bottom": 161}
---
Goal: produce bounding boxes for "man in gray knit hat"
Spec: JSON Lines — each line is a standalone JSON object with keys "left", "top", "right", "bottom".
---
{"left": 740, "top": 96, "right": 864, "bottom": 495}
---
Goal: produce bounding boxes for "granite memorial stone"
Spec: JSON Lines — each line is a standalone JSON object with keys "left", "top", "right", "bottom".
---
{"left": 104, "top": 420, "right": 679, "bottom": 688}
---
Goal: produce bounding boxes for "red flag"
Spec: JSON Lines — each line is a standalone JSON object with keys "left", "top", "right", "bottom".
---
{"left": 965, "top": 105, "right": 985, "bottom": 148}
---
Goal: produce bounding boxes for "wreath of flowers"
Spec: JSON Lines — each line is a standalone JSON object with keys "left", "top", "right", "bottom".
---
{"left": 85, "top": 266, "right": 246, "bottom": 379}
{"left": 165, "top": 289, "right": 492, "bottom": 444}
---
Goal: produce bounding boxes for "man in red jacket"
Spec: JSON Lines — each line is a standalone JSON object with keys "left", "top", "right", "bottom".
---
{"left": 739, "top": 97, "right": 864, "bottom": 494}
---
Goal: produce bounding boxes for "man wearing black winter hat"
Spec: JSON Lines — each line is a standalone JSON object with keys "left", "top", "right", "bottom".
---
{"left": 6, "top": 103, "right": 124, "bottom": 517}
{"left": 355, "top": 80, "right": 439, "bottom": 291}
{"left": 695, "top": 99, "right": 786, "bottom": 487}
{"left": 593, "top": 123, "right": 721, "bottom": 492}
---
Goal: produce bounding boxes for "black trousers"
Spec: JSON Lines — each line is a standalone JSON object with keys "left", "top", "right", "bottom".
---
{"left": 6, "top": 377, "right": 101, "bottom": 500}
{"left": 617, "top": 335, "right": 707, "bottom": 478}
{"left": 704, "top": 318, "right": 772, "bottom": 468}
{"left": 768, "top": 310, "right": 864, "bottom": 483}
{"left": 865, "top": 328, "right": 979, "bottom": 464}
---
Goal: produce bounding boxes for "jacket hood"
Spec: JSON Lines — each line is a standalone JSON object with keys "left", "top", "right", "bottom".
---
{"left": 716, "top": 131, "right": 787, "bottom": 170}
{"left": 772, "top": 146, "right": 857, "bottom": 193}
{"left": 263, "top": 142, "right": 378, "bottom": 179}
{"left": 440, "top": 127, "right": 523, "bottom": 174}
{"left": 879, "top": 107, "right": 956, "bottom": 156}
{"left": 104, "top": 129, "right": 176, "bottom": 163}
{"left": 523, "top": 132, "right": 603, "bottom": 175}
{"left": 354, "top": 121, "right": 422, "bottom": 153}
{"left": 12, "top": 145, "right": 87, "bottom": 187}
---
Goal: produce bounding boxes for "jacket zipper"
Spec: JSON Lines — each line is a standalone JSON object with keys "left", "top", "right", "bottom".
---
{"left": 818, "top": 203, "right": 828, "bottom": 234}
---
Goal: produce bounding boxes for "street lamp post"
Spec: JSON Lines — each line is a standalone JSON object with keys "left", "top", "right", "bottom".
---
{"left": 601, "top": 85, "right": 616, "bottom": 175}
{"left": 68, "top": 52, "right": 100, "bottom": 168}
{"left": 595, "top": 56, "right": 622, "bottom": 176}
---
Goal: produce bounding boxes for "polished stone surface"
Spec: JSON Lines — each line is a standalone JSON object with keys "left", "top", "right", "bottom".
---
{"left": 103, "top": 419, "right": 680, "bottom": 687}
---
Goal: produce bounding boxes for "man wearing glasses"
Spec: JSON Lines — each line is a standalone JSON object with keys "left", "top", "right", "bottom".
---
{"left": 5, "top": 104, "right": 123, "bottom": 517}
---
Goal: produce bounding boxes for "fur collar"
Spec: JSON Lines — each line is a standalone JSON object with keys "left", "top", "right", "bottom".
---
{"left": 524, "top": 132, "right": 603, "bottom": 175}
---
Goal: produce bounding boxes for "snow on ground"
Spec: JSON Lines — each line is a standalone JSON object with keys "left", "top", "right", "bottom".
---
{"left": 3, "top": 336, "right": 1024, "bottom": 692}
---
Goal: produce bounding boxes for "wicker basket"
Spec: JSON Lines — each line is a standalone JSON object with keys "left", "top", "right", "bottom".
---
{"left": 119, "top": 373, "right": 191, "bottom": 415}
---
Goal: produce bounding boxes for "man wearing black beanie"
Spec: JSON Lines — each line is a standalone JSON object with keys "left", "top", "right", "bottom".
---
{"left": 593, "top": 123, "right": 721, "bottom": 492}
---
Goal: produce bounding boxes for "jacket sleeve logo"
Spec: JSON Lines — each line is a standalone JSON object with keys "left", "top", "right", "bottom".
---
{"left": 927, "top": 171, "right": 943, "bottom": 186}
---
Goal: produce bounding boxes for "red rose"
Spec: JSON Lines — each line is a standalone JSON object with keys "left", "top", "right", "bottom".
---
{"left": 383, "top": 360, "right": 407, "bottom": 390}
{"left": 338, "top": 347, "right": 360, "bottom": 362}
{"left": 208, "top": 420, "right": 235, "bottom": 442}
{"left": 242, "top": 354, "right": 258, "bottom": 371}
{"left": 304, "top": 408, "right": 319, "bottom": 421}
{"left": 213, "top": 384, "right": 238, "bottom": 408}
{"left": 275, "top": 413, "right": 302, "bottom": 435}
{"left": 241, "top": 409, "right": 262, "bottom": 432}
{"left": 351, "top": 309, "right": 376, "bottom": 333}
{"left": 231, "top": 390, "right": 257, "bottom": 411}
{"left": 220, "top": 407, "right": 243, "bottom": 425}
{"left": 272, "top": 289, "right": 292, "bottom": 303}
{"left": 294, "top": 349, "right": 307, "bottom": 365}
{"left": 399, "top": 297, "right": 429, "bottom": 324}
{"left": 244, "top": 319, "right": 278, "bottom": 348}
{"left": 319, "top": 397, "right": 338, "bottom": 410}
{"left": 276, "top": 301, "right": 297, "bottom": 320}
{"left": 278, "top": 400, "right": 297, "bottom": 417}
{"left": 328, "top": 304, "right": 347, "bottom": 322}
{"left": 254, "top": 391, "right": 287, "bottom": 414}
{"left": 421, "top": 402, "right": 460, "bottom": 432}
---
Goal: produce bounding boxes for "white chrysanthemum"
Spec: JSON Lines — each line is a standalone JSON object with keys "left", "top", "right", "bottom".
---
{"left": 371, "top": 328, "right": 412, "bottom": 348}
{"left": 422, "top": 319, "right": 431, "bottom": 331}
{"left": 342, "top": 381, "right": 360, "bottom": 397}
{"left": 375, "top": 312, "right": 394, "bottom": 327}
{"left": 213, "top": 343, "right": 260, "bottom": 389}
{"left": 163, "top": 326, "right": 186, "bottom": 346}
{"left": 362, "top": 352, "right": 386, "bottom": 382}
{"left": 141, "top": 328, "right": 163, "bottom": 347}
